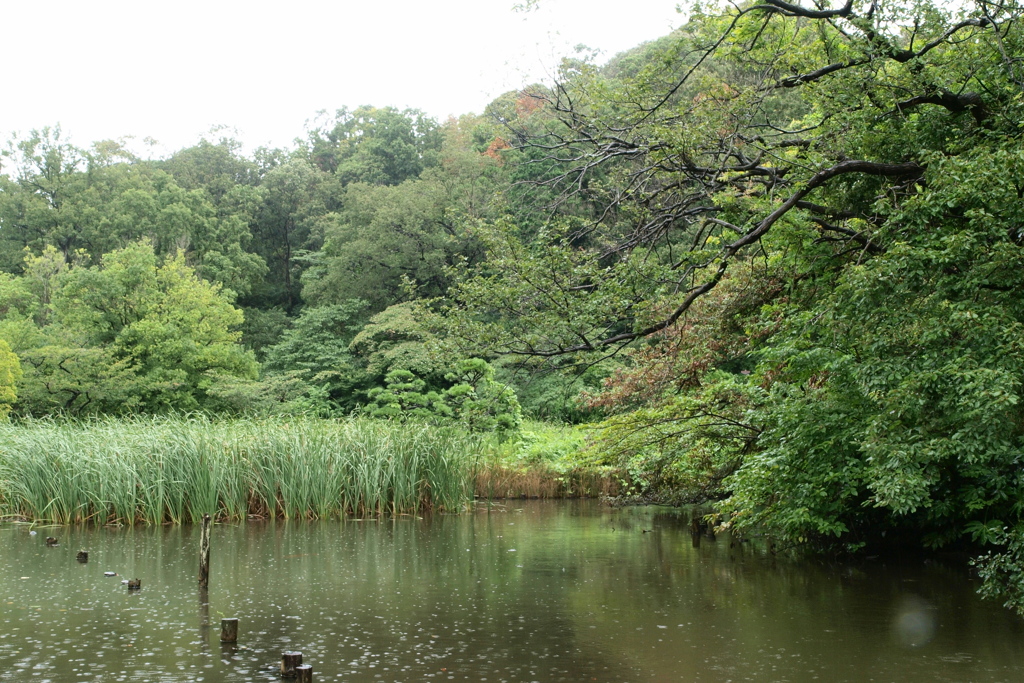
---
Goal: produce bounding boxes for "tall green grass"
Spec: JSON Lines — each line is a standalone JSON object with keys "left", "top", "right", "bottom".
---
{"left": 0, "top": 416, "right": 477, "bottom": 524}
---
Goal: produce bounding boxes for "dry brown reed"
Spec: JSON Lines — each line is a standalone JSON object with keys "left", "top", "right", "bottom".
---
{"left": 473, "top": 463, "right": 619, "bottom": 499}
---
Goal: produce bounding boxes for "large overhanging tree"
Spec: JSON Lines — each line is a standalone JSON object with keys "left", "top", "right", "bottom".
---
{"left": 448, "top": 0, "right": 1024, "bottom": 610}
{"left": 456, "top": 0, "right": 1014, "bottom": 355}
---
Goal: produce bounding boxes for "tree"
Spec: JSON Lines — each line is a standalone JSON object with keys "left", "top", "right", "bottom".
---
{"left": 301, "top": 118, "right": 497, "bottom": 312}
{"left": 366, "top": 359, "right": 522, "bottom": 437}
{"left": 348, "top": 302, "right": 446, "bottom": 382}
{"left": 446, "top": 0, "right": 1024, "bottom": 602}
{"left": 0, "top": 126, "right": 86, "bottom": 268}
{"left": 159, "top": 137, "right": 257, "bottom": 201}
{"left": 250, "top": 159, "right": 328, "bottom": 310}
{"left": 367, "top": 369, "right": 451, "bottom": 420}
{"left": 307, "top": 106, "right": 442, "bottom": 185}
{"left": 261, "top": 301, "right": 370, "bottom": 412}
{"left": 10, "top": 242, "right": 257, "bottom": 414}
{"left": 443, "top": 358, "right": 522, "bottom": 436}
{"left": 0, "top": 132, "right": 267, "bottom": 298}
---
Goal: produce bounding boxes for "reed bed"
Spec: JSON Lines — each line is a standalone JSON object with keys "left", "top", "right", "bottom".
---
{"left": 473, "top": 463, "right": 619, "bottom": 499}
{"left": 0, "top": 416, "right": 477, "bottom": 524}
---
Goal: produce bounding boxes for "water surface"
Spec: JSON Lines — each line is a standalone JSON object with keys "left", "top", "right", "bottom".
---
{"left": 2, "top": 500, "right": 1022, "bottom": 682}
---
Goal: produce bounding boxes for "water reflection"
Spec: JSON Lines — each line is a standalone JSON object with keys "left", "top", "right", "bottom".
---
{"left": 1, "top": 501, "right": 1023, "bottom": 682}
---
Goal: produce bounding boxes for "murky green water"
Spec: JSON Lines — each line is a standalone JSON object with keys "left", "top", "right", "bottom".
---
{"left": 2, "top": 500, "right": 1022, "bottom": 682}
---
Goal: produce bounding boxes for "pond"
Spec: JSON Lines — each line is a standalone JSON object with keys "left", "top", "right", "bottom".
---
{"left": 2, "top": 500, "right": 1023, "bottom": 682}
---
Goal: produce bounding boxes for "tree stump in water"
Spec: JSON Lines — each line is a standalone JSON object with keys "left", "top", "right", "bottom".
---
{"left": 198, "top": 513, "right": 211, "bottom": 588}
{"left": 296, "top": 664, "right": 313, "bottom": 682}
{"left": 220, "top": 618, "right": 238, "bottom": 643}
{"left": 281, "top": 651, "right": 302, "bottom": 677}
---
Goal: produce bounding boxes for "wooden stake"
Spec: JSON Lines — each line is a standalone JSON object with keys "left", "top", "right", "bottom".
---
{"left": 198, "top": 513, "right": 211, "bottom": 588}
{"left": 296, "top": 664, "right": 313, "bottom": 682}
{"left": 281, "top": 651, "right": 302, "bottom": 678}
{"left": 220, "top": 618, "right": 238, "bottom": 643}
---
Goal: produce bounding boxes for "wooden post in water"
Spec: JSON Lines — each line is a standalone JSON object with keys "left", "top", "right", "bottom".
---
{"left": 198, "top": 513, "right": 211, "bottom": 588}
{"left": 296, "top": 664, "right": 313, "bottom": 682}
{"left": 220, "top": 618, "right": 238, "bottom": 643}
{"left": 281, "top": 651, "right": 302, "bottom": 678}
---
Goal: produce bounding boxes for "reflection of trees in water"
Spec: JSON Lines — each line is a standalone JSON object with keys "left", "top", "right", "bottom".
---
{"left": 3, "top": 502, "right": 1024, "bottom": 682}
{"left": 315, "top": 502, "right": 639, "bottom": 680}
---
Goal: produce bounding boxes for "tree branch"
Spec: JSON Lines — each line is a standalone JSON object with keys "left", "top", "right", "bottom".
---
{"left": 525, "top": 160, "right": 922, "bottom": 356}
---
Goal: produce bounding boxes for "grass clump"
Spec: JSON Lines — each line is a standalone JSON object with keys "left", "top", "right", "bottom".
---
{"left": 0, "top": 415, "right": 476, "bottom": 524}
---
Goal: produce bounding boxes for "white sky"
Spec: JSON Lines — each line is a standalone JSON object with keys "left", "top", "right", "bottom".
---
{"left": 3, "top": 0, "right": 685, "bottom": 157}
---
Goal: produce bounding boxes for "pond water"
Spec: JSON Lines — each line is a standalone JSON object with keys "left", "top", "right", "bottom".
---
{"left": 2, "top": 500, "right": 1023, "bottom": 683}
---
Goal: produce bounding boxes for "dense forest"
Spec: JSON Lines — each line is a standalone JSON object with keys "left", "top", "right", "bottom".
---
{"left": 3, "top": 0, "right": 1024, "bottom": 611}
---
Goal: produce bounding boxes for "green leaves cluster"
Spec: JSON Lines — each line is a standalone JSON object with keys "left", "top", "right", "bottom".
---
{"left": 367, "top": 358, "right": 522, "bottom": 438}
{"left": 0, "top": 242, "right": 256, "bottom": 414}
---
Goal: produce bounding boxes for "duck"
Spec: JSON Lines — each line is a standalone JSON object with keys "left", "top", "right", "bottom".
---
{"left": 45, "top": 536, "right": 59, "bottom": 546}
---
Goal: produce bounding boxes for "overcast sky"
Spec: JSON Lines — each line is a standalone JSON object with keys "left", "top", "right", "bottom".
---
{"left": 3, "top": 0, "right": 684, "bottom": 156}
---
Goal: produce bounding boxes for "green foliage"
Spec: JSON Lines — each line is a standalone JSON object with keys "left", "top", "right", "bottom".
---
{"left": 238, "top": 306, "right": 290, "bottom": 361}
{"left": 0, "top": 129, "right": 267, "bottom": 298}
{"left": 262, "top": 301, "right": 371, "bottom": 412}
{"left": 159, "top": 137, "right": 257, "bottom": 200}
{"left": 8, "top": 242, "right": 257, "bottom": 415}
{"left": 302, "top": 180, "right": 458, "bottom": 310}
{"left": 510, "top": 420, "right": 587, "bottom": 467}
{"left": 444, "top": 358, "right": 522, "bottom": 436}
{"left": 367, "top": 369, "right": 451, "bottom": 420}
{"left": 722, "top": 141, "right": 1024, "bottom": 550}
{"left": 974, "top": 527, "right": 1024, "bottom": 616}
{"left": 349, "top": 302, "right": 445, "bottom": 381}
{"left": 249, "top": 158, "right": 329, "bottom": 310}
{"left": 302, "top": 118, "right": 496, "bottom": 312}
{"left": 0, "top": 339, "right": 22, "bottom": 419}
{"left": 366, "top": 359, "right": 522, "bottom": 437}
{"left": 495, "top": 357, "right": 608, "bottom": 424}
{"left": 307, "top": 106, "right": 442, "bottom": 185}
